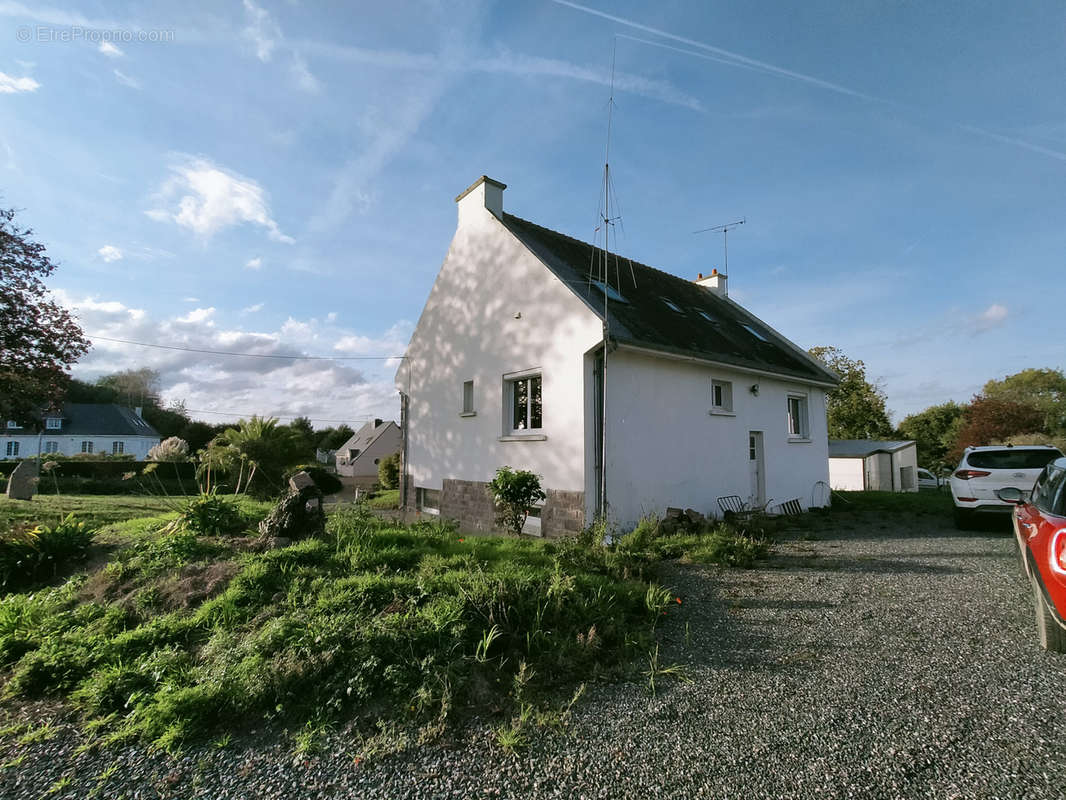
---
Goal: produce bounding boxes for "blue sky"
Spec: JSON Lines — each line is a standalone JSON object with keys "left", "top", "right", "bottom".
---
{"left": 1, "top": 0, "right": 1063, "bottom": 428}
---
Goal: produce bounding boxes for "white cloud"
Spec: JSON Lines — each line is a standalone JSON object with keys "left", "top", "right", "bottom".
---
{"left": 975, "top": 303, "right": 1008, "bottom": 331}
{"left": 177, "top": 307, "right": 216, "bottom": 324}
{"left": 99, "top": 41, "right": 123, "bottom": 58}
{"left": 242, "top": 302, "right": 264, "bottom": 313}
{"left": 113, "top": 69, "right": 140, "bottom": 89}
{"left": 243, "top": 0, "right": 280, "bottom": 62}
{"left": 147, "top": 156, "right": 294, "bottom": 243}
{"left": 0, "top": 71, "right": 40, "bottom": 94}
{"left": 245, "top": 256, "right": 263, "bottom": 270}
{"left": 57, "top": 291, "right": 403, "bottom": 425}
{"left": 97, "top": 244, "right": 123, "bottom": 262}
{"left": 289, "top": 52, "right": 321, "bottom": 93}
{"left": 182, "top": 297, "right": 200, "bottom": 303}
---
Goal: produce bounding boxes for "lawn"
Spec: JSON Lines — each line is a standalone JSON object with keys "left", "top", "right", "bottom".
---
{"left": 0, "top": 494, "right": 197, "bottom": 530}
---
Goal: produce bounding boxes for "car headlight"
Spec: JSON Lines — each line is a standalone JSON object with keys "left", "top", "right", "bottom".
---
{"left": 1051, "top": 529, "right": 1066, "bottom": 577}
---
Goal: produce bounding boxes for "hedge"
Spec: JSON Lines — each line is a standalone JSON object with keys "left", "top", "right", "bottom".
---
{"left": 0, "top": 460, "right": 195, "bottom": 480}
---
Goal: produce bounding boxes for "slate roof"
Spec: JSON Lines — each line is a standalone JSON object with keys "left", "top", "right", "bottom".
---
{"left": 828, "top": 439, "right": 915, "bottom": 458}
{"left": 338, "top": 420, "right": 399, "bottom": 460}
{"left": 40, "top": 404, "right": 160, "bottom": 437}
{"left": 500, "top": 214, "right": 839, "bottom": 385}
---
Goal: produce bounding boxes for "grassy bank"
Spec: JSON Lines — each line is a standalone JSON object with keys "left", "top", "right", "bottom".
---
{"left": 0, "top": 495, "right": 199, "bottom": 530}
{"left": 0, "top": 505, "right": 679, "bottom": 753}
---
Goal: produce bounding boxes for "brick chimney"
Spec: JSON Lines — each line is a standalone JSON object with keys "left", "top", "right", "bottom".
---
{"left": 455, "top": 175, "right": 506, "bottom": 226}
{"left": 373, "top": 418, "right": 383, "bottom": 428}
{"left": 696, "top": 268, "right": 728, "bottom": 297}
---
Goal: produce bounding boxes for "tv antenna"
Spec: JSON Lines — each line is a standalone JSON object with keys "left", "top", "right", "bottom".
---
{"left": 694, "top": 218, "right": 745, "bottom": 273}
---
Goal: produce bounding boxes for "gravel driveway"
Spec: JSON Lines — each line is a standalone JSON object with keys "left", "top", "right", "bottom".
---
{"left": 4, "top": 506, "right": 1065, "bottom": 799}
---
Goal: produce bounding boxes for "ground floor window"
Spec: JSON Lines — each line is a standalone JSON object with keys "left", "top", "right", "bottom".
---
{"left": 5, "top": 441, "right": 18, "bottom": 457}
{"left": 507, "top": 373, "right": 542, "bottom": 432}
{"left": 112, "top": 441, "right": 125, "bottom": 454}
{"left": 81, "top": 441, "right": 94, "bottom": 454}
{"left": 45, "top": 441, "right": 58, "bottom": 453}
{"left": 416, "top": 487, "right": 440, "bottom": 514}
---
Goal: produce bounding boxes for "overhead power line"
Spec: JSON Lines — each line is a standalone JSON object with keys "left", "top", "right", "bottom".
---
{"left": 89, "top": 335, "right": 406, "bottom": 361}
{"left": 183, "top": 409, "right": 380, "bottom": 424}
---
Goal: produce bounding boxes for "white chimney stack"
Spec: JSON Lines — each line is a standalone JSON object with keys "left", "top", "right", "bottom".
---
{"left": 696, "top": 268, "right": 728, "bottom": 297}
{"left": 455, "top": 175, "right": 506, "bottom": 226}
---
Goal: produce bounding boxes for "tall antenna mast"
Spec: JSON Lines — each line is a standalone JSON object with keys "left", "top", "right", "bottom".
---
{"left": 694, "top": 218, "right": 746, "bottom": 273}
{"left": 597, "top": 39, "right": 618, "bottom": 523}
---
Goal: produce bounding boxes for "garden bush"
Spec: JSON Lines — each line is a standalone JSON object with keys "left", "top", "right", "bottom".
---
{"left": 166, "top": 494, "right": 248, "bottom": 537}
{"left": 0, "top": 514, "right": 95, "bottom": 591}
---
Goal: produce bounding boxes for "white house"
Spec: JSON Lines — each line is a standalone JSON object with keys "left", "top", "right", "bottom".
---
{"left": 828, "top": 439, "right": 919, "bottom": 492}
{"left": 396, "top": 176, "right": 839, "bottom": 535}
{"left": 335, "top": 419, "right": 402, "bottom": 484}
{"left": 2, "top": 403, "right": 161, "bottom": 460}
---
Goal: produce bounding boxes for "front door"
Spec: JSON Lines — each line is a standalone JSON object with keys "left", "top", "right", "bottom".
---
{"left": 749, "top": 431, "right": 764, "bottom": 507}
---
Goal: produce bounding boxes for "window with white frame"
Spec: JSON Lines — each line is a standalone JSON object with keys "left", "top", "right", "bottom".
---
{"left": 6, "top": 421, "right": 19, "bottom": 429}
{"left": 461, "top": 379, "right": 475, "bottom": 415}
{"left": 711, "top": 379, "right": 733, "bottom": 413}
{"left": 45, "top": 417, "right": 61, "bottom": 430}
{"left": 81, "top": 441, "right": 94, "bottom": 454}
{"left": 506, "top": 373, "right": 542, "bottom": 432}
{"left": 787, "top": 394, "right": 809, "bottom": 438}
{"left": 5, "top": 441, "right": 18, "bottom": 457}
{"left": 112, "top": 441, "right": 125, "bottom": 454}
{"left": 45, "top": 441, "right": 58, "bottom": 453}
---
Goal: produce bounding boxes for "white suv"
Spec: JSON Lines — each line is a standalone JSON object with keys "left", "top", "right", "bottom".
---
{"left": 950, "top": 445, "right": 1063, "bottom": 529}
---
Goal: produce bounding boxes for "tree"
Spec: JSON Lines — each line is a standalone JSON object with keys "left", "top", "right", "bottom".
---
{"left": 96, "top": 367, "right": 161, "bottom": 408}
{"left": 378, "top": 452, "right": 400, "bottom": 489}
{"left": 0, "top": 207, "right": 90, "bottom": 420}
{"left": 201, "top": 416, "right": 303, "bottom": 498}
{"left": 982, "top": 368, "right": 1066, "bottom": 436}
{"left": 808, "top": 346, "right": 893, "bottom": 439}
{"left": 288, "top": 416, "right": 316, "bottom": 458}
{"left": 897, "top": 401, "right": 965, "bottom": 472}
{"left": 947, "top": 395, "right": 1045, "bottom": 463}
{"left": 488, "top": 466, "right": 546, "bottom": 536}
{"left": 315, "top": 424, "right": 354, "bottom": 452}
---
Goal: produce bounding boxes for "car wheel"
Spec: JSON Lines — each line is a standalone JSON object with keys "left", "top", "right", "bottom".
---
{"left": 1031, "top": 574, "right": 1066, "bottom": 653}
{"left": 953, "top": 506, "right": 973, "bottom": 530}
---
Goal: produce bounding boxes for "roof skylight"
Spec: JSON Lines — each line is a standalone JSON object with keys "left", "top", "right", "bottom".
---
{"left": 591, "top": 279, "right": 627, "bottom": 303}
{"left": 698, "top": 310, "right": 719, "bottom": 324}
{"left": 741, "top": 323, "right": 770, "bottom": 342}
{"left": 661, "top": 297, "right": 683, "bottom": 313}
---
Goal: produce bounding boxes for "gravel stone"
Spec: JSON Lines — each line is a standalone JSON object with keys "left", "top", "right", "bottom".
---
{"left": 3, "top": 511, "right": 1065, "bottom": 799}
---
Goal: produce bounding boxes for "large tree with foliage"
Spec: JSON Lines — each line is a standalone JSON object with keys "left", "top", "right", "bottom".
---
{"left": 897, "top": 401, "right": 965, "bottom": 472}
{"left": 947, "top": 395, "right": 1045, "bottom": 463}
{"left": 981, "top": 368, "right": 1066, "bottom": 436}
{"left": 808, "top": 346, "right": 893, "bottom": 439}
{"left": 0, "top": 207, "right": 91, "bottom": 420}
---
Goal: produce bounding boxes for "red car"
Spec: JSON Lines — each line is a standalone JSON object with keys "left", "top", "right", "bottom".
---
{"left": 999, "top": 457, "right": 1066, "bottom": 652}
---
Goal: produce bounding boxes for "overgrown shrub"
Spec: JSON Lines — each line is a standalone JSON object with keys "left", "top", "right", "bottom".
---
{"left": 488, "top": 466, "right": 546, "bottom": 536}
{"left": 0, "top": 514, "right": 95, "bottom": 590}
{"left": 377, "top": 453, "right": 400, "bottom": 490}
{"left": 167, "top": 494, "right": 247, "bottom": 537}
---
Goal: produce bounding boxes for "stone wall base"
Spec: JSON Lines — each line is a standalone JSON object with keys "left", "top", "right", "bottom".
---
{"left": 437, "top": 479, "right": 585, "bottom": 538}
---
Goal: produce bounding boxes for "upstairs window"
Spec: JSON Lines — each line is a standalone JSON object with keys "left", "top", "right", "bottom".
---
{"left": 45, "top": 417, "right": 61, "bottom": 430}
{"left": 6, "top": 421, "right": 19, "bottom": 429}
{"left": 591, "top": 279, "right": 627, "bottom": 303}
{"left": 508, "top": 374, "right": 542, "bottom": 432}
{"left": 711, "top": 379, "right": 733, "bottom": 413}
{"left": 787, "top": 394, "right": 809, "bottom": 439}
{"left": 741, "top": 323, "right": 770, "bottom": 342}
{"left": 462, "top": 380, "right": 475, "bottom": 415}
{"left": 661, "top": 297, "right": 683, "bottom": 313}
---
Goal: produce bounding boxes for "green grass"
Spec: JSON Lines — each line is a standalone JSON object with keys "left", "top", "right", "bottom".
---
{"left": 365, "top": 489, "right": 400, "bottom": 510}
{"left": 615, "top": 515, "right": 772, "bottom": 568}
{"left": 0, "top": 495, "right": 197, "bottom": 531}
{"left": 830, "top": 490, "right": 953, "bottom": 516}
{"left": 0, "top": 504, "right": 667, "bottom": 751}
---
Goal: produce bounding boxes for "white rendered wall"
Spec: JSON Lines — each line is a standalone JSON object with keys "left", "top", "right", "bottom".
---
{"left": 600, "top": 348, "right": 831, "bottom": 529}
{"left": 1, "top": 435, "right": 159, "bottom": 460}
{"left": 399, "top": 195, "right": 604, "bottom": 496}
{"left": 829, "top": 458, "right": 865, "bottom": 491}
{"left": 894, "top": 444, "right": 919, "bottom": 492}
{"left": 348, "top": 426, "right": 403, "bottom": 479}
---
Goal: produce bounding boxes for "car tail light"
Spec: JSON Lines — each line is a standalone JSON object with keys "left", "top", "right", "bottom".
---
{"left": 954, "top": 469, "right": 991, "bottom": 480}
{"left": 1051, "top": 530, "right": 1066, "bottom": 577}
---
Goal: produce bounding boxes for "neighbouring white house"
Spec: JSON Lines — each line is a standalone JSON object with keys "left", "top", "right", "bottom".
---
{"left": 828, "top": 439, "right": 919, "bottom": 492}
{"left": 2, "top": 403, "right": 161, "bottom": 461}
{"left": 396, "top": 176, "right": 840, "bottom": 535}
{"left": 335, "top": 419, "right": 402, "bottom": 484}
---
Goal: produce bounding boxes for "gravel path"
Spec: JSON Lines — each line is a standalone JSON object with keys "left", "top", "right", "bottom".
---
{"left": 4, "top": 510, "right": 1066, "bottom": 799}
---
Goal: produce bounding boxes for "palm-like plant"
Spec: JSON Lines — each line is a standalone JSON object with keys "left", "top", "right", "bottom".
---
{"left": 200, "top": 416, "right": 302, "bottom": 498}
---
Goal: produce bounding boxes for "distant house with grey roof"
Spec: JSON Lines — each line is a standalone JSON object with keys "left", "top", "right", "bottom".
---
{"left": 828, "top": 439, "right": 918, "bottom": 492}
{"left": 395, "top": 175, "right": 840, "bottom": 535}
{"left": 2, "top": 403, "right": 161, "bottom": 460}
{"left": 335, "top": 419, "right": 402, "bottom": 483}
